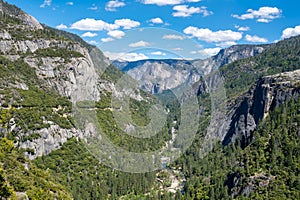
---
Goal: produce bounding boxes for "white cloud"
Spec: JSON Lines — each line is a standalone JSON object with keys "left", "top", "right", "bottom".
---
{"left": 162, "top": 34, "right": 186, "bottom": 40}
{"left": 245, "top": 34, "right": 268, "bottom": 43}
{"left": 190, "top": 51, "right": 197, "bottom": 54}
{"left": 141, "top": 0, "right": 184, "bottom": 6}
{"left": 101, "top": 37, "right": 115, "bottom": 43}
{"left": 281, "top": 25, "right": 300, "bottom": 39}
{"left": 56, "top": 24, "right": 68, "bottom": 29}
{"left": 88, "top": 40, "right": 99, "bottom": 45}
{"left": 114, "top": 19, "right": 140, "bottom": 29}
{"left": 107, "top": 30, "right": 125, "bottom": 39}
{"left": 149, "top": 17, "right": 164, "bottom": 24}
{"left": 216, "top": 41, "right": 237, "bottom": 48}
{"left": 173, "top": 5, "right": 213, "bottom": 17}
{"left": 235, "top": 25, "right": 250, "bottom": 31}
{"left": 40, "top": 0, "right": 51, "bottom": 8}
{"left": 81, "top": 32, "right": 98, "bottom": 37}
{"left": 104, "top": 51, "right": 149, "bottom": 61}
{"left": 66, "top": 2, "right": 74, "bottom": 6}
{"left": 151, "top": 51, "right": 167, "bottom": 56}
{"left": 198, "top": 48, "right": 221, "bottom": 57}
{"left": 141, "top": 0, "right": 202, "bottom": 5}
{"left": 129, "top": 41, "right": 150, "bottom": 47}
{"left": 70, "top": 18, "right": 118, "bottom": 31}
{"left": 70, "top": 18, "right": 140, "bottom": 31}
{"left": 105, "top": 0, "right": 126, "bottom": 12}
{"left": 184, "top": 26, "right": 242, "bottom": 43}
{"left": 232, "top": 6, "right": 282, "bottom": 23}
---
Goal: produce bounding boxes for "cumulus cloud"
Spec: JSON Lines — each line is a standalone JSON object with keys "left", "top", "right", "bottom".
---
{"left": 281, "top": 25, "right": 300, "bottom": 39}
{"left": 129, "top": 41, "right": 150, "bottom": 47}
{"left": 141, "top": 0, "right": 184, "bottom": 6}
{"left": 232, "top": 6, "right": 282, "bottom": 23}
{"left": 104, "top": 51, "right": 149, "bottom": 61}
{"left": 216, "top": 41, "right": 237, "bottom": 48}
{"left": 235, "top": 25, "right": 250, "bottom": 31}
{"left": 81, "top": 32, "right": 98, "bottom": 37}
{"left": 66, "top": 2, "right": 74, "bottom": 6}
{"left": 114, "top": 19, "right": 140, "bottom": 29}
{"left": 107, "top": 30, "right": 125, "bottom": 39}
{"left": 149, "top": 17, "right": 164, "bottom": 24}
{"left": 173, "top": 5, "right": 213, "bottom": 17}
{"left": 88, "top": 40, "right": 99, "bottom": 45}
{"left": 56, "top": 24, "right": 68, "bottom": 29}
{"left": 40, "top": 0, "right": 51, "bottom": 8}
{"left": 70, "top": 18, "right": 118, "bottom": 31}
{"left": 162, "top": 34, "right": 186, "bottom": 40}
{"left": 151, "top": 51, "right": 167, "bottom": 56}
{"left": 183, "top": 26, "right": 242, "bottom": 43}
{"left": 101, "top": 37, "right": 115, "bottom": 43}
{"left": 245, "top": 34, "right": 268, "bottom": 43}
{"left": 70, "top": 18, "right": 140, "bottom": 31}
{"left": 198, "top": 47, "right": 221, "bottom": 57}
{"left": 141, "top": 0, "right": 201, "bottom": 6}
{"left": 105, "top": 0, "right": 126, "bottom": 11}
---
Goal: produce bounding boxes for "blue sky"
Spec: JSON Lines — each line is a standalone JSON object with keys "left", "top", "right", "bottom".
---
{"left": 5, "top": 0, "right": 300, "bottom": 61}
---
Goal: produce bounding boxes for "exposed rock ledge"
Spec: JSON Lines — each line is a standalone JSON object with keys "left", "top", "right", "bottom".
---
{"left": 222, "top": 69, "right": 300, "bottom": 147}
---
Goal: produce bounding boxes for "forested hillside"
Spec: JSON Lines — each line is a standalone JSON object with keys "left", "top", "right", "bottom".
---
{"left": 221, "top": 36, "right": 300, "bottom": 98}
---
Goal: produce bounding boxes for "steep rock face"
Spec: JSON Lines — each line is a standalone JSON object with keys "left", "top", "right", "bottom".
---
{"left": 222, "top": 69, "right": 300, "bottom": 147}
{"left": 114, "top": 45, "right": 265, "bottom": 94}
{"left": 0, "top": 0, "right": 43, "bottom": 29}
{"left": 0, "top": 1, "right": 115, "bottom": 158}
{"left": 0, "top": 39, "right": 103, "bottom": 103}
{"left": 191, "top": 45, "right": 265, "bottom": 77}
{"left": 24, "top": 45, "right": 101, "bottom": 102}
{"left": 208, "top": 45, "right": 265, "bottom": 72}
{"left": 18, "top": 125, "right": 80, "bottom": 160}
{"left": 251, "top": 71, "right": 300, "bottom": 121}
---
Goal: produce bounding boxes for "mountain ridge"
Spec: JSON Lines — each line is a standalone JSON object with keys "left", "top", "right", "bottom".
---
{"left": 113, "top": 44, "right": 266, "bottom": 94}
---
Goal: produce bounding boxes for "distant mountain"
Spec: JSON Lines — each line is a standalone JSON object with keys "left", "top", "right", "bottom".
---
{"left": 113, "top": 59, "right": 202, "bottom": 93}
{"left": 113, "top": 45, "right": 265, "bottom": 94}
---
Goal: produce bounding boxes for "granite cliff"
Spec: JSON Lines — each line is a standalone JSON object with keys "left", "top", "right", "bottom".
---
{"left": 0, "top": 0, "right": 117, "bottom": 159}
{"left": 223, "top": 69, "right": 300, "bottom": 147}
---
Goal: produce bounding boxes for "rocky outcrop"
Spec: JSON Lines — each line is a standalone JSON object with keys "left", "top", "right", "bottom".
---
{"left": 18, "top": 125, "right": 81, "bottom": 160}
{"left": 208, "top": 45, "right": 265, "bottom": 72}
{"left": 0, "top": 0, "right": 43, "bottom": 29}
{"left": 222, "top": 69, "right": 300, "bottom": 147}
